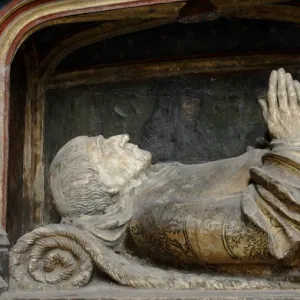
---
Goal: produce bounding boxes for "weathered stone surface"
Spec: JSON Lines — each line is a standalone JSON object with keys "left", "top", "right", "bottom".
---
{"left": 0, "top": 228, "right": 9, "bottom": 295}
{"left": 3, "top": 282, "right": 300, "bottom": 300}
{"left": 0, "top": 278, "right": 7, "bottom": 296}
{"left": 0, "top": 228, "right": 9, "bottom": 285}
{"left": 10, "top": 70, "right": 300, "bottom": 293}
{"left": 45, "top": 72, "right": 270, "bottom": 223}
{"left": 45, "top": 72, "right": 273, "bottom": 166}
{"left": 56, "top": 19, "right": 300, "bottom": 70}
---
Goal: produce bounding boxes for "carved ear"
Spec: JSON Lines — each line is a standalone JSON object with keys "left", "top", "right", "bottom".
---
{"left": 101, "top": 184, "right": 119, "bottom": 196}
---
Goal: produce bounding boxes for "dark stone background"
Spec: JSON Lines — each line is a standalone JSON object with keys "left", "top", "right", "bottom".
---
{"left": 56, "top": 18, "right": 300, "bottom": 70}
{"left": 0, "top": 0, "right": 11, "bottom": 9}
{"left": 46, "top": 72, "right": 270, "bottom": 164}
{"left": 45, "top": 18, "right": 300, "bottom": 167}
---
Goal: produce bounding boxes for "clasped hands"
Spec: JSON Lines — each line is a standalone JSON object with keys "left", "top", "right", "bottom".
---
{"left": 259, "top": 68, "right": 300, "bottom": 140}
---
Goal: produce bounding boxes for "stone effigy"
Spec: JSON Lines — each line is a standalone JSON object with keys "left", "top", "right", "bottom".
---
{"left": 10, "top": 68, "right": 300, "bottom": 291}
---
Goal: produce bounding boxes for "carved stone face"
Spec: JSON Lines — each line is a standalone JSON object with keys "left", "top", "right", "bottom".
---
{"left": 89, "top": 134, "right": 152, "bottom": 190}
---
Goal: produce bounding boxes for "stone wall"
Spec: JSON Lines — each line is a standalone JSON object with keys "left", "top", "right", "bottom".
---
{"left": 45, "top": 72, "right": 270, "bottom": 165}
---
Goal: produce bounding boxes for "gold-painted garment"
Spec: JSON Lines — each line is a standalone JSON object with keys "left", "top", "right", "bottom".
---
{"left": 128, "top": 141, "right": 300, "bottom": 279}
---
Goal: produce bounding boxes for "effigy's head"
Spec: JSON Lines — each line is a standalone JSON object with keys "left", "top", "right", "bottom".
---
{"left": 49, "top": 134, "right": 152, "bottom": 218}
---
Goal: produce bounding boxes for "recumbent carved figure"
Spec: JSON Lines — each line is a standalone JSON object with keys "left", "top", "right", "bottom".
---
{"left": 10, "top": 68, "right": 300, "bottom": 291}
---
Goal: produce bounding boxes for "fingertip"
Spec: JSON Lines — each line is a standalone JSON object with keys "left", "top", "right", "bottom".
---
{"left": 278, "top": 68, "right": 285, "bottom": 74}
{"left": 258, "top": 99, "right": 267, "bottom": 108}
{"left": 293, "top": 80, "right": 300, "bottom": 100}
{"left": 286, "top": 73, "right": 292, "bottom": 79}
{"left": 270, "top": 70, "right": 278, "bottom": 80}
{"left": 271, "top": 70, "right": 278, "bottom": 76}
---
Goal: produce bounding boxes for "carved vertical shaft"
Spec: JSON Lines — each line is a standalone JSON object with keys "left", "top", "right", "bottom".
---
{"left": 23, "top": 41, "right": 46, "bottom": 232}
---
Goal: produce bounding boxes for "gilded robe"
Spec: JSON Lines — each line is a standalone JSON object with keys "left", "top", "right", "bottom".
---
{"left": 129, "top": 140, "right": 300, "bottom": 280}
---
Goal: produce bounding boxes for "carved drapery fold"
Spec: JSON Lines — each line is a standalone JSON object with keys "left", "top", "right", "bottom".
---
{"left": 10, "top": 223, "right": 300, "bottom": 291}
{"left": 10, "top": 225, "right": 94, "bottom": 290}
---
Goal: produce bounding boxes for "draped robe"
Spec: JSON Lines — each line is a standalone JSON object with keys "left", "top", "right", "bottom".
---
{"left": 128, "top": 140, "right": 300, "bottom": 280}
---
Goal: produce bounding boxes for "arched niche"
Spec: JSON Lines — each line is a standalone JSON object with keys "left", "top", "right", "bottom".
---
{"left": 0, "top": 1, "right": 186, "bottom": 287}
{"left": 2, "top": 0, "right": 300, "bottom": 274}
{"left": 0, "top": 0, "right": 186, "bottom": 237}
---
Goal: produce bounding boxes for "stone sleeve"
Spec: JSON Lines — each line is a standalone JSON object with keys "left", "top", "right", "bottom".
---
{"left": 241, "top": 139, "right": 300, "bottom": 263}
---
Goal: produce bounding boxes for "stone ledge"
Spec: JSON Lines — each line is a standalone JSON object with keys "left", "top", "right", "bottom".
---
{"left": 3, "top": 282, "right": 300, "bottom": 300}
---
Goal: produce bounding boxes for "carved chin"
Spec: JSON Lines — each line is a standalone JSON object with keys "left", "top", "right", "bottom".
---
{"left": 135, "top": 148, "right": 152, "bottom": 166}
{"left": 139, "top": 153, "right": 152, "bottom": 168}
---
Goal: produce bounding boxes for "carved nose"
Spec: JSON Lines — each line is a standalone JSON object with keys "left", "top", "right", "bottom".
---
{"left": 117, "top": 134, "right": 130, "bottom": 147}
